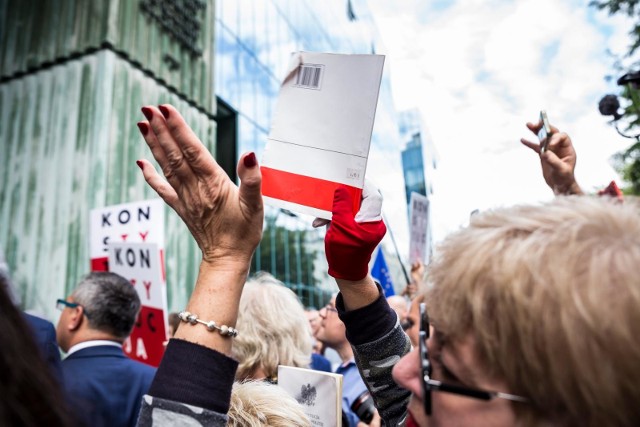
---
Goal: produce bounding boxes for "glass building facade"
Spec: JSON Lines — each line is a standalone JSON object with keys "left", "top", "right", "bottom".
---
{"left": 399, "top": 109, "right": 437, "bottom": 261}
{"left": 214, "top": 1, "right": 404, "bottom": 306}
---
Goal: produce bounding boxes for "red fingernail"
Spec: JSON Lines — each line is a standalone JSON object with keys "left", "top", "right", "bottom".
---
{"left": 136, "top": 160, "right": 144, "bottom": 170}
{"left": 137, "top": 122, "right": 149, "bottom": 135}
{"left": 243, "top": 152, "right": 257, "bottom": 168}
{"left": 141, "top": 107, "right": 153, "bottom": 121}
{"left": 158, "top": 105, "right": 170, "bottom": 119}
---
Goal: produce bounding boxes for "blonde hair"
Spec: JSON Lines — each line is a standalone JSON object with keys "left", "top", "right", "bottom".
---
{"left": 426, "top": 196, "right": 640, "bottom": 426}
{"left": 233, "top": 273, "right": 312, "bottom": 380}
{"left": 227, "top": 381, "right": 311, "bottom": 427}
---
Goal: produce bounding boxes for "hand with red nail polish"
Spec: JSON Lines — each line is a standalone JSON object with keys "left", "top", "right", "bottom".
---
{"left": 136, "top": 104, "right": 264, "bottom": 268}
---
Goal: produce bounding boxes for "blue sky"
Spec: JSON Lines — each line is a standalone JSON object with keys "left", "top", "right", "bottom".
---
{"left": 366, "top": 0, "right": 636, "bottom": 249}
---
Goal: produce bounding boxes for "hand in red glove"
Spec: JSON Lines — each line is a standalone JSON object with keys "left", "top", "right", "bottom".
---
{"left": 325, "top": 185, "right": 387, "bottom": 281}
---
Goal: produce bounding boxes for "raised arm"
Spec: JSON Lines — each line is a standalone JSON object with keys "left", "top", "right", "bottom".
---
{"left": 324, "top": 185, "right": 411, "bottom": 426}
{"left": 135, "top": 104, "right": 263, "bottom": 425}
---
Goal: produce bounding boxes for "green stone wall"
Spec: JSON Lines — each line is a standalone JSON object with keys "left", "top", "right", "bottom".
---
{"left": 0, "top": 0, "right": 217, "bottom": 321}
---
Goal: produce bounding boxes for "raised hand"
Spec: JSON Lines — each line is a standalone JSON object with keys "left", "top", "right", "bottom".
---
{"left": 136, "top": 104, "right": 263, "bottom": 267}
{"left": 325, "top": 185, "right": 386, "bottom": 281}
{"left": 520, "top": 120, "right": 583, "bottom": 195}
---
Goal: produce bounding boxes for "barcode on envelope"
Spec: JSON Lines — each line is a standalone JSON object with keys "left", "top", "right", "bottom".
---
{"left": 295, "top": 64, "right": 323, "bottom": 90}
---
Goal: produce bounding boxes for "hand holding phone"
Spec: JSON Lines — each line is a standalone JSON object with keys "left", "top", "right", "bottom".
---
{"left": 537, "top": 110, "right": 552, "bottom": 152}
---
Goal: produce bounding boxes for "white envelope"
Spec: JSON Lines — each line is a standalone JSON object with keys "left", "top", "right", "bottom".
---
{"left": 262, "top": 51, "right": 385, "bottom": 219}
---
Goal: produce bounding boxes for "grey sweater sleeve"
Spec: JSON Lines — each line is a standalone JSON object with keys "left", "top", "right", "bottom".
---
{"left": 337, "top": 285, "right": 412, "bottom": 427}
{"left": 137, "top": 395, "right": 228, "bottom": 426}
{"left": 136, "top": 339, "right": 237, "bottom": 426}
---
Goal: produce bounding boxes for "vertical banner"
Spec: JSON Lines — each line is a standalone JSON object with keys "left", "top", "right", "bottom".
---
{"left": 409, "top": 192, "right": 430, "bottom": 264}
{"left": 108, "top": 242, "right": 168, "bottom": 367}
{"left": 89, "top": 199, "right": 165, "bottom": 271}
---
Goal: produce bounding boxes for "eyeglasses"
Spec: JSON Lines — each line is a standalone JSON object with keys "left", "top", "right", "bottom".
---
{"left": 56, "top": 298, "right": 90, "bottom": 319}
{"left": 319, "top": 305, "right": 338, "bottom": 316}
{"left": 418, "top": 303, "right": 527, "bottom": 416}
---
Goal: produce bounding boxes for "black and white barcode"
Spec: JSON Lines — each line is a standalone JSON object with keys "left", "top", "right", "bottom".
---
{"left": 295, "top": 65, "right": 323, "bottom": 89}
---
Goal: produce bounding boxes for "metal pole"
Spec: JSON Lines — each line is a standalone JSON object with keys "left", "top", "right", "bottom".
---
{"left": 382, "top": 214, "right": 411, "bottom": 286}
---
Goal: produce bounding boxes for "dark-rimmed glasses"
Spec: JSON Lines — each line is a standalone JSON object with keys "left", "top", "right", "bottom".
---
{"left": 56, "top": 298, "right": 91, "bottom": 319}
{"left": 319, "top": 304, "right": 338, "bottom": 316}
{"left": 419, "top": 303, "right": 527, "bottom": 415}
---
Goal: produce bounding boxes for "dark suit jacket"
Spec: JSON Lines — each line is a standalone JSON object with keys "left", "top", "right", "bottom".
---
{"left": 24, "top": 313, "right": 64, "bottom": 385}
{"left": 61, "top": 344, "right": 156, "bottom": 427}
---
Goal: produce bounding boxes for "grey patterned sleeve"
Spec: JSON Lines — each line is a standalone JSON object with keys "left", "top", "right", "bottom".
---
{"left": 351, "top": 322, "right": 412, "bottom": 427}
{"left": 137, "top": 395, "right": 228, "bottom": 426}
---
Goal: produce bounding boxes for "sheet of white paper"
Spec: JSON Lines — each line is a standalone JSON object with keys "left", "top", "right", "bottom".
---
{"left": 262, "top": 51, "right": 385, "bottom": 219}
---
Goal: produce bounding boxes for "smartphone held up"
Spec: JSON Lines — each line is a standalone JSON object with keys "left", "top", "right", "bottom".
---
{"left": 537, "top": 110, "right": 552, "bottom": 152}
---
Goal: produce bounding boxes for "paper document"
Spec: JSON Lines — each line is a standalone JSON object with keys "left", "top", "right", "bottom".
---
{"left": 262, "top": 51, "right": 385, "bottom": 219}
{"left": 278, "top": 365, "right": 343, "bottom": 427}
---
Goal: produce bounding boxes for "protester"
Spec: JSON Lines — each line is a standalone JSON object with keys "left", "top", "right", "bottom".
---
{"left": 135, "top": 104, "right": 640, "bottom": 427}
{"left": 0, "top": 269, "right": 73, "bottom": 427}
{"left": 57, "top": 272, "right": 156, "bottom": 427}
{"left": 227, "top": 380, "right": 311, "bottom": 426}
{"left": 386, "top": 294, "right": 409, "bottom": 326}
{"left": 401, "top": 261, "right": 423, "bottom": 299}
{"left": 232, "top": 272, "right": 313, "bottom": 381}
{"left": 520, "top": 119, "right": 584, "bottom": 195}
{"left": 316, "top": 294, "right": 379, "bottom": 426}
{"left": 325, "top": 187, "right": 640, "bottom": 426}
{"left": 403, "top": 294, "right": 424, "bottom": 348}
{"left": 135, "top": 104, "right": 264, "bottom": 425}
{"left": 1, "top": 250, "right": 65, "bottom": 385}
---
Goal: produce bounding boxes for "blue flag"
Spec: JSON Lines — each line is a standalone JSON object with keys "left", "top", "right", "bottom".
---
{"left": 371, "top": 247, "right": 395, "bottom": 297}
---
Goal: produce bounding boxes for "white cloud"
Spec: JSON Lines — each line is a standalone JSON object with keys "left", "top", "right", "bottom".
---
{"left": 367, "top": 0, "right": 637, "bottom": 247}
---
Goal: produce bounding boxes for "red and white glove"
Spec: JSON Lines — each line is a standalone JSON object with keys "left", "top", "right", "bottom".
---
{"left": 324, "top": 184, "right": 386, "bottom": 281}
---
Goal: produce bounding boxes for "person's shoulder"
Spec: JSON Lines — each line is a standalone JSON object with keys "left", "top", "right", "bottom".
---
{"left": 24, "top": 313, "right": 55, "bottom": 333}
{"left": 126, "top": 357, "right": 157, "bottom": 377}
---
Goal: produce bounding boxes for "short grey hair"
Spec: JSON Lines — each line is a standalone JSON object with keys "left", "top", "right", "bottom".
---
{"left": 72, "top": 272, "right": 140, "bottom": 339}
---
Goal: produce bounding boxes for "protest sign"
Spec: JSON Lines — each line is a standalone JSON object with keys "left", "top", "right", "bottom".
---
{"left": 409, "top": 192, "right": 430, "bottom": 264}
{"left": 278, "top": 365, "right": 343, "bottom": 427}
{"left": 89, "top": 199, "right": 165, "bottom": 271}
{"left": 262, "top": 51, "right": 385, "bottom": 219}
{"left": 108, "top": 242, "right": 168, "bottom": 367}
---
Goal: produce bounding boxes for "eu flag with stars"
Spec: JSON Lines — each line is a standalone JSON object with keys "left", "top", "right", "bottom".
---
{"left": 371, "top": 247, "right": 395, "bottom": 297}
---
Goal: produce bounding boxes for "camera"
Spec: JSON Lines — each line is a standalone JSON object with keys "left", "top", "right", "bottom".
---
{"left": 351, "top": 390, "right": 375, "bottom": 424}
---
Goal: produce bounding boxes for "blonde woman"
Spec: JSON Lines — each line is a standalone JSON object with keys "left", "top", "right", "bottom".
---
{"left": 227, "top": 381, "right": 310, "bottom": 427}
{"left": 233, "top": 273, "right": 312, "bottom": 381}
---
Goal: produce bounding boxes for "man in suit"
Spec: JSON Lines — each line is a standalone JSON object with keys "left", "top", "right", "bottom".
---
{"left": 56, "top": 272, "right": 156, "bottom": 427}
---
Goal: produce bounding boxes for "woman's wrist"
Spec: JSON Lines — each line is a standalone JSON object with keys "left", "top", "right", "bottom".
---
{"left": 173, "top": 260, "right": 249, "bottom": 355}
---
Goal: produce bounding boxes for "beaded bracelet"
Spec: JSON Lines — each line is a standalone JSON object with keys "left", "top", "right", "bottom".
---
{"left": 178, "top": 311, "right": 239, "bottom": 337}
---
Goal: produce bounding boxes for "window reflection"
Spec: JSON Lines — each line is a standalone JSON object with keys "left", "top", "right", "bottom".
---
{"left": 214, "top": 0, "right": 403, "bottom": 306}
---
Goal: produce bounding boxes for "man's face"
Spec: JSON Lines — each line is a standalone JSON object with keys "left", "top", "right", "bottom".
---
{"left": 315, "top": 296, "right": 346, "bottom": 349}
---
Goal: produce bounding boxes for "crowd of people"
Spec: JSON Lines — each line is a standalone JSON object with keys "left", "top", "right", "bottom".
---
{"left": 1, "top": 103, "right": 639, "bottom": 427}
